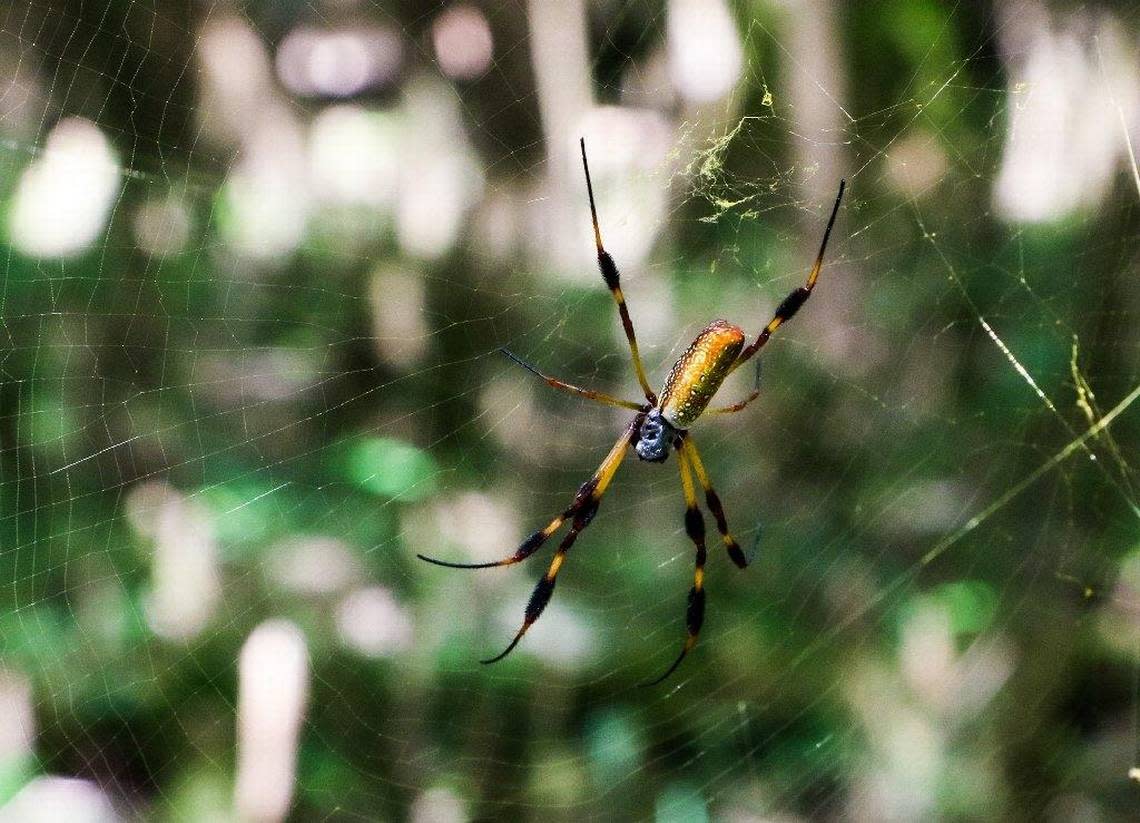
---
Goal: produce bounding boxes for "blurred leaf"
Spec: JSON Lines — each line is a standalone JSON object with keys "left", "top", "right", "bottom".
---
{"left": 343, "top": 437, "right": 438, "bottom": 502}
{"left": 655, "top": 782, "right": 708, "bottom": 823}
{"left": 585, "top": 707, "right": 641, "bottom": 790}
{"left": 903, "top": 579, "right": 999, "bottom": 638}
{"left": 201, "top": 479, "right": 290, "bottom": 553}
{"left": 0, "top": 756, "right": 34, "bottom": 806}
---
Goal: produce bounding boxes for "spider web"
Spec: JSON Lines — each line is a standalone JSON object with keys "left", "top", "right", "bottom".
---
{"left": 1, "top": 0, "right": 1139, "bottom": 819}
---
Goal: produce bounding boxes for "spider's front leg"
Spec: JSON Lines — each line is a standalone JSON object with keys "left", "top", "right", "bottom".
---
{"left": 479, "top": 414, "right": 643, "bottom": 664}
{"left": 417, "top": 415, "right": 640, "bottom": 572}
{"left": 706, "top": 358, "right": 762, "bottom": 417}
{"left": 732, "top": 179, "right": 845, "bottom": 375}
{"left": 580, "top": 138, "right": 657, "bottom": 405}
{"left": 498, "top": 348, "right": 647, "bottom": 412}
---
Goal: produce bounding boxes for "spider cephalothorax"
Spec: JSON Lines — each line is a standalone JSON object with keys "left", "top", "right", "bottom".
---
{"left": 419, "top": 139, "right": 845, "bottom": 684}
{"left": 635, "top": 410, "right": 673, "bottom": 462}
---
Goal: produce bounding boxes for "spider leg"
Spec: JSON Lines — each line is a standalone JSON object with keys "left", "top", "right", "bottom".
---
{"left": 479, "top": 522, "right": 584, "bottom": 664}
{"left": 500, "top": 348, "right": 647, "bottom": 412}
{"left": 580, "top": 138, "right": 658, "bottom": 405}
{"left": 707, "top": 358, "right": 761, "bottom": 416}
{"left": 731, "top": 179, "right": 845, "bottom": 375}
{"left": 417, "top": 415, "right": 641, "bottom": 571}
{"left": 641, "top": 441, "right": 708, "bottom": 686}
{"left": 480, "top": 415, "right": 641, "bottom": 664}
{"left": 706, "top": 392, "right": 758, "bottom": 415}
{"left": 417, "top": 507, "right": 567, "bottom": 570}
{"left": 681, "top": 436, "right": 748, "bottom": 569}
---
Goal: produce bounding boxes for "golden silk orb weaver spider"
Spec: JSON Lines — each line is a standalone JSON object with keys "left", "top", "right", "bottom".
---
{"left": 419, "top": 139, "right": 845, "bottom": 685}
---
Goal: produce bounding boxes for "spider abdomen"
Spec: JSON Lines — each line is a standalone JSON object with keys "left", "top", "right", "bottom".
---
{"left": 659, "top": 319, "right": 745, "bottom": 429}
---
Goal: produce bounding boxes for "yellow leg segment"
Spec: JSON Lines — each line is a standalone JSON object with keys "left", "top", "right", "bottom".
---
{"left": 580, "top": 138, "right": 658, "bottom": 404}
{"left": 641, "top": 441, "right": 708, "bottom": 686}
{"left": 682, "top": 437, "right": 749, "bottom": 569}
{"left": 732, "top": 179, "right": 845, "bottom": 375}
{"left": 481, "top": 415, "right": 641, "bottom": 664}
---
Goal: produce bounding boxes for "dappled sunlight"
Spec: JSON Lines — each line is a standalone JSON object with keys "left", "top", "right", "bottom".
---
{"left": 0, "top": 0, "right": 1138, "bottom": 819}
{"left": 994, "top": 1, "right": 1139, "bottom": 222}
{"left": 667, "top": 0, "right": 743, "bottom": 104}
{"left": 432, "top": 5, "right": 495, "bottom": 82}
{"left": 125, "top": 481, "right": 220, "bottom": 642}
{"left": 1, "top": 777, "right": 116, "bottom": 823}
{"left": 235, "top": 620, "right": 309, "bottom": 823}
{"left": 7, "top": 118, "right": 119, "bottom": 258}
{"left": 336, "top": 586, "right": 415, "bottom": 658}
{"left": 0, "top": 669, "right": 33, "bottom": 764}
{"left": 277, "top": 24, "right": 404, "bottom": 99}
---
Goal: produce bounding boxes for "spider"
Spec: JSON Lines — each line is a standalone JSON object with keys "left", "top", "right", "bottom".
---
{"left": 419, "top": 139, "right": 845, "bottom": 685}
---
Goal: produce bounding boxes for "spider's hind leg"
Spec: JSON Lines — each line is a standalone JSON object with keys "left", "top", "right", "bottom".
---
{"left": 641, "top": 439, "right": 708, "bottom": 686}
{"left": 681, "top": 436, "right": 748, "bottom": 569}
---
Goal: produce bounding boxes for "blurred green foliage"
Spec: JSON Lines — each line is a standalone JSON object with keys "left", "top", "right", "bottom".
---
{"left": 1, "top": 0, "right": 1139, "bottom": 820}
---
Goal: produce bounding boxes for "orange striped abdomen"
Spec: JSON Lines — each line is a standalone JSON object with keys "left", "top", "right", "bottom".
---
{"left": 659, "top": 320, "right": 745, "bottom": 429}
